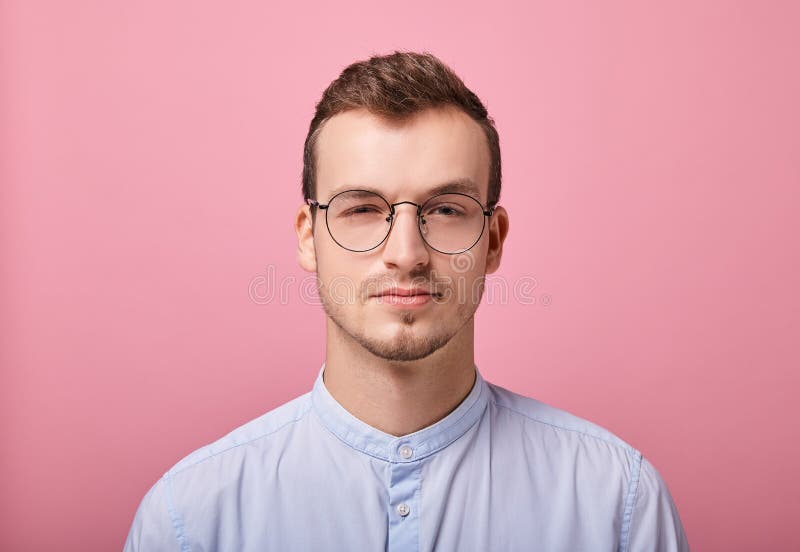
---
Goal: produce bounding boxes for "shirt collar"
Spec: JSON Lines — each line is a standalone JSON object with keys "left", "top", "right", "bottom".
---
{"left": 311, "top": 363, "right": 489, "bottom": 463}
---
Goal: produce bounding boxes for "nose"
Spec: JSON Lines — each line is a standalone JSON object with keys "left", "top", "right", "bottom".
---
{"left": 381, "top": 203, "right": 430, "bottom": 272}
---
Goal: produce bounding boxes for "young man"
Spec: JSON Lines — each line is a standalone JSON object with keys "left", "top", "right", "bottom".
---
{"left": 124, "top": 51, "right": 689, "bottom": 551}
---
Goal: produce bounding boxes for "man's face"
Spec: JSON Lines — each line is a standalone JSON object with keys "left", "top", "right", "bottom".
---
{"left": 297, "top": 106, "right": 506, "bottom": 362}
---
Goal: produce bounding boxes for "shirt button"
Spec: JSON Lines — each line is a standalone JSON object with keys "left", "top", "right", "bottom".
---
{"left": 396, "top": 503, "right": 410, "bottom": 517}
{"left": 399, "top": 445, "right": 413, "bottom": 459}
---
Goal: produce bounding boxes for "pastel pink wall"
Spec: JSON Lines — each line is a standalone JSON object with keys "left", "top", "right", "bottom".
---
{"left": 2, "top": 1, "right": 798, "bottom": 550}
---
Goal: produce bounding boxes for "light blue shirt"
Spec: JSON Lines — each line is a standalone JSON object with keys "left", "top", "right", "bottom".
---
{"left": 124, "top": 365, "right": 689, "bottom": 551}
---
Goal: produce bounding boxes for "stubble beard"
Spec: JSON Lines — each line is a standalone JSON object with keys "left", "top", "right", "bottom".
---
{"left": 319, "top": 280, "right": 483, "bottom": 362}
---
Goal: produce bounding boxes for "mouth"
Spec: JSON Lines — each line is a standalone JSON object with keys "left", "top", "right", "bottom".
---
{"left": 371, "top": 288, "right": 440, "bottom": 308}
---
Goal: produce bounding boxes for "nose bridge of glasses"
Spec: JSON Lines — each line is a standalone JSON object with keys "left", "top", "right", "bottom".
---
{"left": 388, "top": 200, "right": 422, "bottom": 219}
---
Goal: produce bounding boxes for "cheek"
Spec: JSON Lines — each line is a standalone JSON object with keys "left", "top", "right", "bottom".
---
{"left": 458, "top": 270, "right": 487, "bottom": 305}
{"left": 430, "top": 265, "right": 484, "bottom": 307}
{"left": 440, "top": 248, "right": 488, "bottom": 282}
{"left": 316, "top": 253, "right": 372, "bottom": 303}
{"left": 314, "top": 232, "right": 348, "bottom": 273}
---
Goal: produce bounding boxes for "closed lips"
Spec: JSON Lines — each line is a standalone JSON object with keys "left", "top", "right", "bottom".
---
{"left": 374, "top": 289, "right": 437, "bottom": 297}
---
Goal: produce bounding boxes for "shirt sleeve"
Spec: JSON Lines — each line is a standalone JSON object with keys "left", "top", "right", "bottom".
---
{"left": 123, "top": 476, "right": 182, "bottom": 552}
{"left": 625, "top": 456, "right": 690, "bottom": 552}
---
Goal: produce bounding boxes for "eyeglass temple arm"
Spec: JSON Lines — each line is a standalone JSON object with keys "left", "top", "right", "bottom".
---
{"left": 305, "top": 198, "right": 329, "bottom": 210}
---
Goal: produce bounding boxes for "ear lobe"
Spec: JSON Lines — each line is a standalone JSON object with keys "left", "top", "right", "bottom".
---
{"left": 295, "top": 205, "right": 318, "bottom": 273}
{"left": 485, "top": 205, "right": 509, "bottom": 275}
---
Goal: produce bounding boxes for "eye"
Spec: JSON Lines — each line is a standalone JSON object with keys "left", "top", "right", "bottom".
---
{"left": 341, "top": 204, "right": 384, "bottom": 217}
{"left": 436, "top": 206, "right": 459, "bottom": 216}
{"left": 426, "top": 203, "right": 465, "bottom": 217}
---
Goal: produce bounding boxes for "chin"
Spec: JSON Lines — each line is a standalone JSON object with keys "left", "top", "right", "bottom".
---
{"left": 361, "top": 337, "right": 449, "bottom": 362}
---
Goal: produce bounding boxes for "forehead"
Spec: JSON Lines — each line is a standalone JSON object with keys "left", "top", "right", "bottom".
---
{"left": 314, "top": 106, "right": 490, "bottom": 202}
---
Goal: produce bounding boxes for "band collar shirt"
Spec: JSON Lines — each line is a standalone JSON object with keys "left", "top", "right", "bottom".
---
{"left": 124, "top": 364, "right": 689, "bottom": 551}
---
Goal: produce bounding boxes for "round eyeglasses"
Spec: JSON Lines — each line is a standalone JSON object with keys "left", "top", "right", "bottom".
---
{"left": 306, "top": 189, "right": 494, "bottom": 255}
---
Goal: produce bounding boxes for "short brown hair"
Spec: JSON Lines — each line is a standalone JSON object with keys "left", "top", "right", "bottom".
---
{"left": 302, "top": 51, "right": 501, "bottom": 208}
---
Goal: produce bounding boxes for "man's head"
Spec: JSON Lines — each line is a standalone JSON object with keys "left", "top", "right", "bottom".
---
{"left": 295, "top": 51, "right": 509, "bottom": 363}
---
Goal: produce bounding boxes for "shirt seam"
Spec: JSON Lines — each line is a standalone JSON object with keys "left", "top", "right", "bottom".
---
{"left": 171, "top": 401, "right": 312, "bottom": 477}
{"left": 416, "top": 462, "right": 422, "bottom": 552}
{"left": 411, "top": 377, "right": 487, "bottom": 460}
{"left": 619, "top": 451, "right": 643, "bottom": 552}
{"left": 164, "top": 470, "right": 191, "bottom": 552}
{"left": 491, "top": 399, "right": 637, "bottom": 454}
{"left": 311, "top": 406, "right": 403, "bottom": 462}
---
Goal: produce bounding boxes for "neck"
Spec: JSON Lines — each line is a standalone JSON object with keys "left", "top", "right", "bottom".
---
{"left": 322, "top": 319, "right": 477, "bottom": 437}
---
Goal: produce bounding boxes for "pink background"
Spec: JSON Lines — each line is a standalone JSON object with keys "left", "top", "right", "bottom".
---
{"left": 2, "top": 1, "right": 798, "bottom": 550}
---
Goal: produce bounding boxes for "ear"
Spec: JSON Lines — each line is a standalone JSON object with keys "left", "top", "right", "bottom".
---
{"left": 484, "top": 205, "right": 509, "bottom": 275}
{"left": 295, "top": 204, "right": 317, "bottom": 273}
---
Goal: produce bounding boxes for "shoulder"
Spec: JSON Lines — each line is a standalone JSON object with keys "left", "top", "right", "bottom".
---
{"left": 485, "top": 379, "right": 639, "bottom": 455}
{"left": 624, "top": 456, "right": 690, "bottom": 551}
{"left": 124, "top": 393, "right": 313, "bottom": 550}
{"left": 168, "top": 391, "right": 313, "bottom": 476}
{"left": 483, "top": 380, "right": 689, "bottom": 549}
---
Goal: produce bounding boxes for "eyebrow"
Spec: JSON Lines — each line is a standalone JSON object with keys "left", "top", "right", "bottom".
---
{"left": 325, "top": 178, "right": 484, "bottom": 203}
{"left": 427, "top": 178, "right": 483, "bottom": 198}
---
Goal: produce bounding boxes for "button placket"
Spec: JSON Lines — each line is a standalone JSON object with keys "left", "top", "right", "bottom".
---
{"left": 387, "top": 444, "right": 421, "bottom": 551}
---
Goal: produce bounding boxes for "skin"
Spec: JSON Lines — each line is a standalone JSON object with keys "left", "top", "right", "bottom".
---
{"left": 294, "top": 105, "right": 510, "bottom": 437}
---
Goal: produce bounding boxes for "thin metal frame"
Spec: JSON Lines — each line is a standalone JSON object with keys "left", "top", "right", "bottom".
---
{"left": 306, "top": 189, "right": 494, "bottom": 255}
